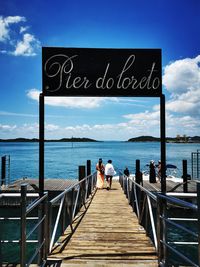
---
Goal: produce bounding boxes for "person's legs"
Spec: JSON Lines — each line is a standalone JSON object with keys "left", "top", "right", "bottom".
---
{"left": 110, "top": 176, "right": 113, "bottom": 189}
{"left": 106, "top": 175, "right": 109, "bottom": 190}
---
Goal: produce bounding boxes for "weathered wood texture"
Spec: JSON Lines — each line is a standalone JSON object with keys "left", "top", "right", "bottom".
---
{"left": 48, "top": 181, "right": 157, "bottom": 266}
{"left": 143, "top": 179, "right": 197, "bottom": 193}
{"left": 1, "top": 178, "right": 76, "bottom": 192}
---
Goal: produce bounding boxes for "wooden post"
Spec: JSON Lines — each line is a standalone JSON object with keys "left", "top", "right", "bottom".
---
{"left": 87, "top": 160, "right": 92, "bottom": 196}
{"left": 1, "top": 156, "right": 6, "bottom": 186}
{"left": 87, "top": 160, "right": 91, "bottom": 176}
{"left": 79, "top": 166, "right": 86, "bottom": 206}
{"left": 182, "top": 160, "right": 188, "bottom": 193}
{"left": 79, "top": 166, "right": 86, "bottom": 181}
{"left": 135, "top": 159, "right": 141, "bottom": 184}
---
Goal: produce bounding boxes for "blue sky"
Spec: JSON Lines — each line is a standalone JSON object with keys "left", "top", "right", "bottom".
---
{"left": 0, "top": 0, "right": 200, "bottom": 140}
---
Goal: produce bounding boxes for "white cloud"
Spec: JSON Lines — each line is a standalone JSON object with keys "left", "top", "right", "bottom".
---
{"left": 27, "top": 89, "right": 105, "bottom": 109}
{"left": 0, "top": 15, "right": 26, "bottom": 42}
{"left": 163, "top": 55, "right": 200, "bottom": 94}
{"left": 1, "top": 110, "right": 200, "bottom": 140}
{"left": 20, "top": 26, "right": 29, "bottom": 33}
{"left": 163, "top": 55, "right": 200, "bottom": 116}
{"left": 0, "top": 123, "right": 17, "bottom": 131}
{"left": 0, "top": 15, "right": 40, "bottom": 56}
{"left": 0, "top": 110, "right": 38, "bottom": 117}
{"left": 12, "top": 33, "right": 40, "bottom": 56}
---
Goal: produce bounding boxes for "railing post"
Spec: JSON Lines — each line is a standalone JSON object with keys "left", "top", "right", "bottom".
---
{"left": 44, "top": 195, "right": 49, "bottom": 258}
{"left": 197, "top": 183, "right": 200, "bottom": 266}
{"left": 87, "top": 160, "right": 91, "bottom": 196}
{"left": 79, "top": 165, "right": 86, "bottom": 206}
{"left": 20, "top": 184, "right": 27, "bottom": 267}
{"left": 182, "top": 160, "right": 188, "bottom": 193}
{"left": 38, "top": 202, "right": 43, "bottom": 265}
{"left": 47, "top": 202, "right": 52, "bottom": 253}
{"left": 62, "top": 195, "right": 67, "bottom": 234}
{"left": 157, "top": 194, "right": 162, "bottom": 265}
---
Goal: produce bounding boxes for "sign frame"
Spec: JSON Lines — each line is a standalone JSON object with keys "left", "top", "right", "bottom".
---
{"left": 42, "top": 47, "right": 162, "bottom": 97}
{"left": 39, "top": 47, "right": 166, "bottom": 194}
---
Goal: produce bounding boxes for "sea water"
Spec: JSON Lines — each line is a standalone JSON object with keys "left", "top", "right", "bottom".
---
{"left": 0, "top": 141, "right": 200, "bottom": 264}
{"left": 0, "top": 141, "right": 200, "bottom": 182}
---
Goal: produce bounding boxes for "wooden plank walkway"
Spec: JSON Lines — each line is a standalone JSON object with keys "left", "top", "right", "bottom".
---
{"left": 48, "top": 181, "right": 157, "bottom": 266}
{"left": 1, "top": 178, "right": 76, "bottom": 192}
{"left": 143, "top": 179, "right": 197, "bottom": 193}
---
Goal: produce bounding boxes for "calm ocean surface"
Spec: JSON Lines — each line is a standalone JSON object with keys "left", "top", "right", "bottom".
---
{"left": 0, "top": 141, "right": 200, "bottom": 182}
{"left": 1, "top": 141, "right": 200, "bottom": 264}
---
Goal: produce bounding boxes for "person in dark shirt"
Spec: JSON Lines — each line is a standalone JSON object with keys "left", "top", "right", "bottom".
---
{"left": 124, "top": 167, "right": 130, "bottom": 177}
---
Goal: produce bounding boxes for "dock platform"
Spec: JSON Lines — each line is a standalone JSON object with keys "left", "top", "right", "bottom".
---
{"left": 1, "top": 178, "right": 76, "bottom": 192}
{"left": 48, "top": 181, "right": 157, "bottom": 266}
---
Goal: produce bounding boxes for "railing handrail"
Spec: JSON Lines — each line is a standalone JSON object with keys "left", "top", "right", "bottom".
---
{"left": 50, "top": 172, "right": 96, "bottom": 205}
{"left": 48, "top": 171, "right": 97, "bottom": 252}
{"left": 119, "top": 170, "right": 157, "bottom": 201}
{"left": 157, "top": 192, "right": 198, "bottom": 211}
{"left": 119, "top": 172, "right": 200, "bottom": 266}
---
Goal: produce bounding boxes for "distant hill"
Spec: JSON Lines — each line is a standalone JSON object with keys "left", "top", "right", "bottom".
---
{"left": 128, "top": 136, "right": 160, "bottom": 142}
{"left": 0, "top": 137, "right": 99, "bottom": 142}
{"left": 128, "top": 136, "right": 200, "bottom": 143}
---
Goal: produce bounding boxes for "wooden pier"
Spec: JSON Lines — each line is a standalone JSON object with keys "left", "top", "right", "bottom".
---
{"left": 1, "top": 178, "right": 76, "bottom": 192}
{"left": 47, "top": 181, "right": 157, "bottom": 266}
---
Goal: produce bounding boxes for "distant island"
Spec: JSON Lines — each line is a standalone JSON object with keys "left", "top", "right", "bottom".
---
{"left": 0, "top": 137, "right": 99, "bottom": 142}
{"left": 128, "top": 135, "right": 200, "bottom": 143}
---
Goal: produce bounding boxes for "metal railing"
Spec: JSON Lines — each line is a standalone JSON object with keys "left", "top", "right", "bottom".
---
{"left": 119, "top": 172, "right": 200, "bottom": 266}
{"left": 20, "top": 184, "right": 49, "bottom": 267}
{"left": 0, "top": 172, "right": 97, "bottom": 266}
{"left": 48, "top": 172, "right": 97, "bottom": 253}
{"left": 0, "top": 186, "right": 48, "bottom": 267}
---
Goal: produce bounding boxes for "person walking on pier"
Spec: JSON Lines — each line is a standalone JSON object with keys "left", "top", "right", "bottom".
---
{"left": 105, "top": 160, "right": 116, "bottom": 190}
{"left": 149, "top": 160, "right": 156, "bottom": 183}
{"left": 124, "top": 167, "right": 130, "bottom": 177}
{"left": 96, "top": 158, "right": 105, "bottom": 189}
{"left": 157, "top": 160, "right": 161, "bottom": 182}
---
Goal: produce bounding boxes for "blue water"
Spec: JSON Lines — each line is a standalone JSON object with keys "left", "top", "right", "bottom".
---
{"left": 1, "top": 141, "right": 200, "bottom": 264}
{"left": 0, "top": 141, "right": 200, "bottom": 182}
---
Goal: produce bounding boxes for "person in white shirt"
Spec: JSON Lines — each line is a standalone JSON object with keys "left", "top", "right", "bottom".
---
{"left": 105, "top": 160, "right": 116, "bottom": 190}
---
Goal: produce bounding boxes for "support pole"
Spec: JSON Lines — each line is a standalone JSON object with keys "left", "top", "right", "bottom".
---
{"left": 182, "top": 160, "right": 188, "bottom": 193}
{"left": 79, "top": 166, "right": 86, "bottom": 181}
{"left": 87, "top": 160, "right": 91, "bottom": 176}
{"left": 135, "top": 159, "right": 142, "bottom": 184}
{"left": 160, "top": 94, "right": 166, "bottom": 193}
{"left": 1, "top": 156, "right": 6, "bottom": 186}
{"left": 39, "top": 93, "right": 45, "bottom": 194}
{"left": 20, "top": 184, "right": 27, "bottom": 267}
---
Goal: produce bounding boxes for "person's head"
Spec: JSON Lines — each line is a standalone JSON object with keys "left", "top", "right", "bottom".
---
{"left": 108, "top": 159, "right": 112, "bottom": 164}
{"left": 158, "top": 160, "right": 161, "bottom": 164}
{"left": 99, "top": 158, "right": 102, "bottom": 163}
